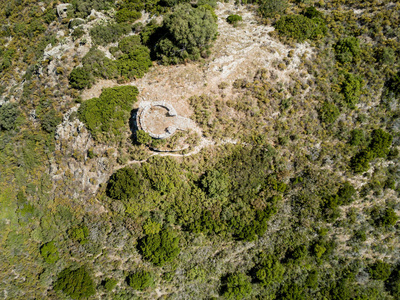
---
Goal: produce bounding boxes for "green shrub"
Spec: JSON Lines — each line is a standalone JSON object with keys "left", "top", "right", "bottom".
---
{"left": 255, "top": 255, "right": 285, "bottom": 286}
{"left": 222, "top": 272, "right": 252, "bottom": 299}
{"left": 334, "top": 37, "right": 360, "bottom": 64}
{"left": 227, "top": 14, "right": 242, "bottom": 25}
{"left": 259, "top": 0, "right": 288, "bottom": 18}
{"left": 40, "top": 241, "right": 59, "bottom": 263}
{"left": 388, "top": 71, "right": 400, "bottom": 95}
{"left": 340, "top": 72, "right": 362, "bottom": 108}
{"left": 54, "top": 266, "right": 95, "bottom": 299}
{"left": 78, "top": 86, "right": 139, "bottom": 141}
{"left": 201, "top": 169, "right": 230, "bottom": 200}
{"left": 0, "top": 102, "right": 19, "bottom": 131}
{"left": 40, "top": 109, "right": 62, "bottom": 134}
{"left": 375, "top": 208, "right": 398, "bottom": 227}
{"left": 71, "top": 26, "right": 85, "bottom": 40}
{"left": 139, "top": 229, "right": 180, "bottom": 266}
{"left": 136, "top": 130, "right": 152, "bottom": 145}
{"left": 90, "top": 23, "right": 131, "bottom": 46}
{"left": 69, "top": 67, "right": 93, "bottom": 89}
{"left": 275, "top": 14, "right": 327, "bottom": 42}
{"left": 104, "top": 278, "right": 118, "bottom": 291}
{"left": 127, "top": 270, "right": 154, "bottom": 290}
{"left": 349, "top": 129, "right": 365, "bottom": 146}
{"left": 303, "top": 6, "right": 322, "bottom": 19}
{"left": 82, "top": 48, "right": 118, "bottom": 79}
{"left": 369, "top": 129, "right": 392, "bottom": 158}
{"left": 369, "top": 261, "right": 391, "bottom": 280}
{"left": 116, "top": 8, "right": 142, "bottom": 23}
{"left": 107, "top": 167, "right": 141, "bottom": 200}
{"left": 319, "top": 102, "right": 340, "bottom": 124}
{"left": 116, "top": 43, "right": 152, "bottom": 79}
{"left": 350, "top": 150, "right": 374, "bottom": 173}
{"left": 68, "top": 224, "right": 89, "bottom": 244}
{"left": 155, "top": 4, "right": 218, "bottom": 64}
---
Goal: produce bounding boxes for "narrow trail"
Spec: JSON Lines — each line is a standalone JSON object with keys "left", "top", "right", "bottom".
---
{"left": 115, "top": 137, "right": 239, "bottom": 170}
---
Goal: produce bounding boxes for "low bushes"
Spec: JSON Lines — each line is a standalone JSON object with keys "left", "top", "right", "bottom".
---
{"left": 78, "top": 86, "right": 138, "bottom": 142}
{"left": 275, "top": 14, "right": 326, "bottom": 42}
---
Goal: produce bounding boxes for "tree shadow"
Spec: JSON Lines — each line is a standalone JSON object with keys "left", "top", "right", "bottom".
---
{"left": 129, "top": 108, "right": 140, "bottom": 145}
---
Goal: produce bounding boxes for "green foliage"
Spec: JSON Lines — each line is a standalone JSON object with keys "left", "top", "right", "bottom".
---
{"left": 351, "top": 150, "right": 374, "bottom": 173}
{"left": 68, "top": 224, "right": 89, "bottom": 244}
{"left": 369, "top": 129, "right": 392, "bottom": 158}
{"left": 388, "top": 71, "right": 400, "bottom": 96}
{"left": 69, "top": 67, "right": 93, "bottom": 89}
{"left": 40, "top": 109, "right": 62, "bottom": 134}
{"left": 279, "top": 283, "right": 306, "bottom": 300}
{"left": 222, "top": 272, "right": 252, "bottom": 299}
{"left": 255, "top": 255, "right": 285, "bottom": 286}
{"left": 319, "top": 102, "right": 340, "bottom": 124}
{"left": 0, "top": 102, "right": 19, "bottom": 131}
{"left": 54, "top": 266, "right": 96, "bottom": 299}
{"left": 90, "top": 23, "right": 131, "bottom": 46}
{"left": 68, "top": 0, "right": 114, "bottom": 18}
{"left": 82, "top": 48, "right": 118, "bottom": 79}
{"left": 116, "top": 9, "right": 142, "bottom": 23}
{"left": 303, "top": 6, "right": 322, "bottom": 19}
{"left": 259, "top": 0, "right": 288, "bottom": 18}
{"left": 104, "top": 278, "right": 118, "bottom": 291}
{"left": 40, "top": 241, "right": 59, "bottom": 264}
{"left": 340, "top": 72, "right": 362, "bottom": 108}
{"left": 136, "top": 130, "right": 152, "bottom": 145}
{"left": 349, "top": 129, "right": 365, "bottom": 146}
{"left": 127, "top": 270, "right": 154, "bottom": 290}
{"left": 334, "top": 37, "right": 360, "bottom": 64}
{"left": 78, "top": 86, "right": 138, "bottom": 141}
{"left": 275, "top": 15, "right": 327, "bottom": 42}
{"left": 107, "top": 167, "right": 141, "bottom": 201}
{"left": 71, "top": 26, "right": 85, "bottom": 40}
{"left": 155, "top": 4, "right": 218, "bottom": 64}
{"left": 227, "top": 14, "right": 242, "bottom": 25}
{"left": 369, "top": 261, "right": 391, "bottom": 280}
{"left": 372, "top": 207, "right": 398, "bottom": 227}
{"left": 139, "top": 229, "right": 180, "bottom": 266}
{"left": 201, "top": 169, "right": 230, "bottom": 200}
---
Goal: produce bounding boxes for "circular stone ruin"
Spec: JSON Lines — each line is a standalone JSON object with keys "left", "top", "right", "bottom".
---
{"left": 137, "top": 101, "right": 178, "bottom": 139}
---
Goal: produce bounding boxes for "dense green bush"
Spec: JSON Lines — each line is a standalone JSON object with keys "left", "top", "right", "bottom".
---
{"left": 40, "top": 241, "right": 59, "bottom": 263}
{"left": 155, "top": 4, "right": 218, "bottom": 64}
{"left": 107, "top": 167, "right": 141, "bottom": 200}
{"left": 222, "top": 272, "right": 252, "bottom": 299}
{"left": 372, "top": 207, "right": 398, "bottom": 227}
{"left": 303, "top": 6, "right": 323, "bottom": 19}
{"left": 369, "top": 261, "right": 391, "bottom": 280}
{"left": 78, "top": 86, "right": 138, "bottom": 141}
{"left": 340, "top": 72, "right": 362, "bottom": 108}
{"left": 116, "top": 9, "right": 142, "bottom": 23}
{"left": 68, "top": 224, "right": 89, "bottom": 244}
{"left": 54, "top": 266, "right": 96, "bottom": 299}
{"left": 334, "top": 37, "right": 360, "bottom": 64}
{"left": 275, "top": 14, "right": 327, "bottom": 42}
{"left": 139, "top": 229, "right": 180, "bottom": 266}
{"left": 69, "top": 0, "right": 114, "bottom": 18}
{"left": 136, "top": 130, "right": 152, "bottom": 145}
{"left": 369, "top": 129, "right": 392, "bottom": 158}
{"left": 259, "top": 0, "right": 288, "bottom": 18}
{"left": 82, "top": 48, "right": 118, "bottom": 79}
{"left": 227, "top": 14, "right": 243, "bottom": 25}
{"left": 348, "top": 129, "right": 365, "bottom": 146}
{"left": 255, "top": 255, "right": 285, "bottom": 286}
{"left": 319, "top": 102, "right": 340, "bottom": 124}
{"left": 388, "top": 71, "right": 400, "bottom": 95}
{"left": 201, "top": 169, "right": 230, "bottom": 200}
{"left": 69, "top": 67, "right": 93, "bottom": 89}
{"left": 127, "top": 270, "right": 154, "bottom": 290}
{"left": 104, "top": 278, "right": 118, "bottom": 291}
{"left": 350, "top": 150, "right": 374, "bottom": 173}
{"left": 116, "top": 39, "right": 152, "bottom": 79}
{"left": 90, "top": 23, "right": 131, "bottom": 46}
{"left": 0, "top": 102, "right": 19, "bottom": 131}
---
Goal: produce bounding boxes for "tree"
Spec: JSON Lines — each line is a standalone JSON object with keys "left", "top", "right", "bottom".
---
{"left": 340, "top": 72, "right": 362, "bottom": 108}
{"left": 259, "top": 0, "right": 288, "bottom": 18}
{"left": 68, "top": 224, "right": 89, "bottom": 244}
{"left": 139, "top": 229, "right": 180, "bottom": 266}
{"left": 275, "top": 14, "right": 327, "bottom": 42}
{"left": 107, "top": 167, "right": 141, "bottom": 200}
{"left": 319, "top": 102, "right": 340, "bottom": 124}
{"left": 127, "top": 270, "right": 154, "bottom": 290}
{"left": 255, "top": 255, "right": 285, "bottom": 286}
{"left": 155, "top": 4, "right": 218, "bottom": 64}
{"left": 201, "top": 169, "right": 230, "bottom": 200}
{"left": 369, "top": 129, "right": 392, "bottom": 158}
{"left": 0, "top": 102, "right": 19, "bottom": 130}
{"left": 369, "top": 261, "right": 391, "bottom": 280}
{"left": 40, "top": 241, "right": 59, "bottom": 264}
{"left": 54, "top": 266, "right": 96, "bottom": 299}
{"left": 334, "top": 37, "right": 360, "bottom": 64}
{"left": 69, "top": 67, "right": 93, "bottom": 89}
{"left": 222, "top": 272, "right": 252, "bottom": 299}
